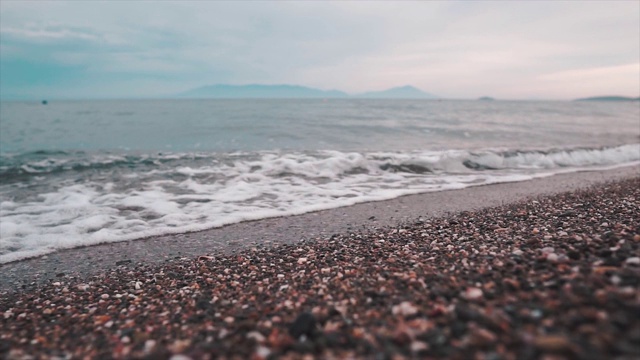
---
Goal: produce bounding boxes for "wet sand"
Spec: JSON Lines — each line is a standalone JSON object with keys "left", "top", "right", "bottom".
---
{"left": 1, "top": 171, "right": 638, "bottom": 359}
{"left": 1, "top": 166, "right": 638, "bottom": 293}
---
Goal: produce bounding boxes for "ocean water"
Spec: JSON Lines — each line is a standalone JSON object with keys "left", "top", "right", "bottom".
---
{"left": 1, "top": 99, "right": 639, "bottom": 263}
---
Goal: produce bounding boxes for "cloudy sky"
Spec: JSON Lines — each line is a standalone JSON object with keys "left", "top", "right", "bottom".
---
{"left": 1, "top": 1, "right": 638, "bottom": 100}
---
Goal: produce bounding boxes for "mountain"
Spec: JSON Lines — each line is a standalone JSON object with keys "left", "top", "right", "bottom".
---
{"left": 179, "top": 84, "right": 348, "bottom": 99}
{"left": 178, "top": 84, "right": 438, "bottom": 99}
{"left": 354, "top": 85, "right": 436, "bottom": 99}
{"left": 575, "top": 96, "right": 640, "bottom": 102}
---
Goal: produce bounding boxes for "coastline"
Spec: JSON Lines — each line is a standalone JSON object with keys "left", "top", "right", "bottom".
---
{"left": 1, "top": 165, "right": 638, "bottom": 292}
{"left": 1, "top": 170, "right": 638, "bottom": 359}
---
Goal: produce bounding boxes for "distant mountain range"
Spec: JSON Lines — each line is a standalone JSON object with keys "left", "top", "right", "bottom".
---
{"left": 574, "top": 96, "right": 640, "bottom": 102}
{"left": 355, "top": 85, "right": 436, "bottom": 99}
{"left": 178, "top": 84, "right": 437, "bottom": 99}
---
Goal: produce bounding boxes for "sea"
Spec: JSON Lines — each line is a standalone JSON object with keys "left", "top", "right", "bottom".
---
{"left": 1, "top": 99, "right": 639, "bottom": 263}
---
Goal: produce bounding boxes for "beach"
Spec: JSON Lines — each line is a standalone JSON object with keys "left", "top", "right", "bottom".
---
{"left": 1, "top": 167, "right": 639, "bottom": 359}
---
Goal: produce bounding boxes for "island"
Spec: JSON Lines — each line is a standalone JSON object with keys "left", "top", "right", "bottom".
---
{"left": 574, "top": 96, "right": 640, "bottom": 102}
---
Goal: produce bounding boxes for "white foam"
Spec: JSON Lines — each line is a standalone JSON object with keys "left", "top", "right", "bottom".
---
{"left": 1, "top": 144, "right": 638, "bottom": 263}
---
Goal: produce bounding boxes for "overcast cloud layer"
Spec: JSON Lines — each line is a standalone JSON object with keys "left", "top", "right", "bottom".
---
{"left": 1, "top": 1, "right": 638, "bottom": 100}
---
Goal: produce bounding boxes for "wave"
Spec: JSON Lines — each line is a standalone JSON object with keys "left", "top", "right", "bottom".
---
{"left": 1, "top": 143, "right": 638, "bottom": 263}
{"left": 2, "top": 144, "right": 638, "bottom": 183}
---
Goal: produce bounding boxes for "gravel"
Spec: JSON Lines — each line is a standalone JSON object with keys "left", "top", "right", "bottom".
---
{"left": 1, "top": 177, "right": 639, "bottom": 359}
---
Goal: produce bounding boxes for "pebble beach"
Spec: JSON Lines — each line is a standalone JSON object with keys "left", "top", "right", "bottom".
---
{"left": 2, "top": 176, "right": 639, "bottom": 359}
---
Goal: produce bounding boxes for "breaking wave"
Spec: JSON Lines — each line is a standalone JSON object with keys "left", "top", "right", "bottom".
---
{"left": 1, "top": 143, "right": 638, "bottom": 263}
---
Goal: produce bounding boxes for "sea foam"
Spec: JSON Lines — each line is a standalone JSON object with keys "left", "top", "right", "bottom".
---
{"left": 1, "top": 144, "right": 638, "bottom": 263}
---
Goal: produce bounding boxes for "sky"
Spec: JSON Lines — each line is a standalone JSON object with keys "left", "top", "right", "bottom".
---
{"left": 1, "top": 1, "right": 639, "bottom": 100}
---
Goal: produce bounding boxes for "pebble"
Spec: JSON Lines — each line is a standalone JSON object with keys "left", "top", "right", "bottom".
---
{"left": 289, "top": 313, "right": 317, "bottom": 339}
{"left": 534, "top": 335, "right": 574, "bottom": 352}
{"left": 462, "top": 287, "right": 483, "bottom": 300}
{"left": 625, "top": 257, "right": 640, "bottom": 265}
{"left": 1, "top": 178, "right": 638, "bottom": 360}
{"left": 255, "top": 345, "right": 271, "bottom": 359}
{"left": 392, "top": 301, "right": 418, "bottom": 317}
{"left": 410, "top": 340, "right": 429, "bottom": 352}
{"left": 169, "top": 355, "right": 193, "bottom": 360}
{"left": 541, "top": 247, "right": 555, "bottom": 254}
{"left": 247, "top": 331, "right": 266, "bottom": 343}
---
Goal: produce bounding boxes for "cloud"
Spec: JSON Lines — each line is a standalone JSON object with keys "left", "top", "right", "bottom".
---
{"left": 1, "top": 1, "right": 638, "bottom": 99}
{"left": 2, "top": 25, "right": 102, "bottom": 42}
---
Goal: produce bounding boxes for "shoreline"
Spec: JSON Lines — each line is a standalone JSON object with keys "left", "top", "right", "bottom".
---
{"left": 1, "top": 173, "right": 638, "bottom": 359}
{"left": 1, "top": 165, "right": 638, "bottom": 292}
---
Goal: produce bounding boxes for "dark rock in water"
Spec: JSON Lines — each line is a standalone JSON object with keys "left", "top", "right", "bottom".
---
{"left": 289, "top": 312, "right": 317, "bottom": 339}
{"left": 478, "top": 96, "right": 495, "bottom": 101}
{"left": 463, "top": 160, "right": 497, "bottom": 171}
{"left": 42, "top": 100, "right": 48, "bottom": 105}
{"left": 379, "top": 163, "right": 432, "bottom": 174}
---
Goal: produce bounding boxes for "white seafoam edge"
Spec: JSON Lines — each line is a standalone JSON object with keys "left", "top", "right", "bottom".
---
{"left": 1, "top": 161, "right": 638, "bottom": 265}
{"left": 1, "top": 145, "right": 639, "bottom": 264}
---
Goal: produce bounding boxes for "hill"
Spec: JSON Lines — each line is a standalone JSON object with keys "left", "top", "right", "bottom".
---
{"left": 179, "top": 84, "right": 348, "bottom": 99}
{"left": 354, "top": 85, "right": 436, "bottom": 99}
{"left": 179, "top": 84, "right": 437, "bottom": 99}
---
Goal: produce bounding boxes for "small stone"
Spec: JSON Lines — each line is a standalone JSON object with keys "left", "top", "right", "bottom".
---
{"left": 512, "top": 249, "right": 524, "bottom": 256}
{"left": 541, "top": 247, "right": 555, "bottom": 254}
{"left": 255, "top": 346, "right": 271, "bottom": 359}
{"left": 610, "top": 275, "right": 621, "bottom": 285}
{"left": 169, "top": 355, "right": 193, "bottom": 360}
{"left": 469, "top": 327, "right": 497, "bottom": 346}
{"left": 144, "top": 340, "right": 156, "bottom": 353}
{"left": 392, "top": 301, "right": 418, "bottom": 317}
{"left": 289, "top": 312, "right": 317, "bottom": 339}
{"left": 101, "top": 294, "right": 109, "bottom": 299}
{"left": 247, "top": 331, "right": 266, "bottom": 343}
{"left": 410, "top": 340, "right": 429, "bottom": 352}
{"left": 534, "top": 335, "right": 574, "bottom": 352}
{"left": 224, "top": 317, "right": 234, "bottom": 324}
{"left": 547, "top": 253, "right": 559, "bottom": 262}
{"left": 625, "top": 257, "right": 640, "bottom": 265}
{"left": 297, "top": 257, "right": 307, "bottom": 264}
{"left": 462, "top": 287, "right": 483, "bottom": 300}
